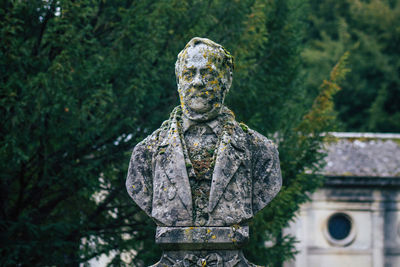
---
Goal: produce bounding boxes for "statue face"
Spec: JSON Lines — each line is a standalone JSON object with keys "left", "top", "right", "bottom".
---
{"left": 177, "top": 44, "right": 231, "bottom": 121}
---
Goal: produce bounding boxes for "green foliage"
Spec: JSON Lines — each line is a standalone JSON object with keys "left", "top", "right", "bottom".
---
{"left": 298, "top": 52, "right": 350, "bottom": 134}
{"left": 0, "top": 0, "right": 347, "bottom": 266}
{"left": 304, "top": 0, "right": 400, "bottom": 132}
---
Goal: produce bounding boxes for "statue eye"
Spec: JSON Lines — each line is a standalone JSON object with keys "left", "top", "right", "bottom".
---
{"left": 201, "top": 69, "right": 217, "bottom": 80}
{"left": 183, "top": 70, "right": 194, "bottom": 80}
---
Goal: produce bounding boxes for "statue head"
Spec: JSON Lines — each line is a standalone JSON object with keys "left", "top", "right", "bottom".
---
{"left": 175, "top": 37, "right": 234, "bottom": 121}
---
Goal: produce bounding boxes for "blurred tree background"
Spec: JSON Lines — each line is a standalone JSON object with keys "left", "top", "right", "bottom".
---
{"left": 304, "top": 0, "right": 400, "bottom": 132}
{"left": 0, "top": 0, "right": 396, "bottom": 266}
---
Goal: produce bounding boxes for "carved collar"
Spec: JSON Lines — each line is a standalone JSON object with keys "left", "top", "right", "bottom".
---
{"left": 181, "top": 116, "right": 223, "bottom": 137}
{"left": 180, "top": 106, "right": 235, "bottom": 137}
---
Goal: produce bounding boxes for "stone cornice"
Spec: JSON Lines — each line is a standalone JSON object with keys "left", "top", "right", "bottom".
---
{"left": 323, "top": 175, "right": 400, "bottom": 188}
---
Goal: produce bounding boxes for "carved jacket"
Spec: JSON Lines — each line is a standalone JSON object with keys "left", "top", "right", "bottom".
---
{"left": 126, "top": 106, "right": 282, "bottom": 226}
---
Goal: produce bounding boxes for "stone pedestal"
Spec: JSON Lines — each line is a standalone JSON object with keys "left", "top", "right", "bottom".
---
{"left": 150, "top": 226, "right": 260, "bottom": 266}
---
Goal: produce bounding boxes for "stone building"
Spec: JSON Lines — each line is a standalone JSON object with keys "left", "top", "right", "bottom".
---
{"left": 284, "top": 132, "right": 400, "bottom": 267}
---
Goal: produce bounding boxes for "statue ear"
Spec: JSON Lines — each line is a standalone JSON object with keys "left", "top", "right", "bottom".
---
{"left": 224, "top": 70, "right": 233, "bottom": 93}
{"left": 175, "top": 59, "right": 181, "bottom": 86}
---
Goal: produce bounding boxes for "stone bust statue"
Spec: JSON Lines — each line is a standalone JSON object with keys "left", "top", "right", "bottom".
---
{"left": 126, "top": 37, "right": 282, "bottom": 266}
{"left": 127, "top": 37, "right": 282, "bottom": 227}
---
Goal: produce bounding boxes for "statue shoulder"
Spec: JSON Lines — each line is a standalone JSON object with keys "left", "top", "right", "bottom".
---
{"left": 134, "top": 120, "right": 169, "bottom": 156}
{"left": 228, "top": 121, "right": 278, "bottom": 155}
{"left": 243, "top": 125, "right": 279, "bottom": 154}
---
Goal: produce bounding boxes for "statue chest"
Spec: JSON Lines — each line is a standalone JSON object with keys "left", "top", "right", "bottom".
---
{"left": 183, "top": 124, "right": 218, "bottom": 226}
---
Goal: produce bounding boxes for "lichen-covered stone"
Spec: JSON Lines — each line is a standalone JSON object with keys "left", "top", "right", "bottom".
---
{"left": 126, "top": 37, "right": 282, "bottom": 266}
{"left": 126, "top": 106, "right": 281, "bottom": 227}
{"left": 151, "top": 249, "right": 256, "bottom": 267}
{"left": 155, "top": 226, "right": 249, "bottom": 250}
{"left": 153, "top": 225, "right": 254, "bottom": 266}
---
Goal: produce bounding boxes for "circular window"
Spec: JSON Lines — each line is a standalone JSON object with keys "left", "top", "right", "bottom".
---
{"left": 324, "top": 212, "right": 356, "bottom": 247}
{"left": 328, "top": 213, "right": 352, "bottom": 240}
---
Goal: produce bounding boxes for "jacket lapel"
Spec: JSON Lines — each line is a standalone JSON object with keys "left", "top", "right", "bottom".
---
{"left": 159, "top": 120, "right": 193, "bottom": 216}
{"left": 208, "top": 126, "right": 246, "bottom": 212}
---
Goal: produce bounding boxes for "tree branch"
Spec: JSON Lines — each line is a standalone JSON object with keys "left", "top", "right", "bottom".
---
{"left": 32, "top": 1, "right": 56, "bottom": 56}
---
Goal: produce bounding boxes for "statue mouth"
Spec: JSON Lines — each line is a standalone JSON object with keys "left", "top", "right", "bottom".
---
{"left": 186, "top": 97, "right": 212, "bottom": 113}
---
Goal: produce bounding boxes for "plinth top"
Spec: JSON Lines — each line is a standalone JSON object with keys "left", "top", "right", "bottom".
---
{"left": 155, "top": 226, "right": 249, "bottom": 250}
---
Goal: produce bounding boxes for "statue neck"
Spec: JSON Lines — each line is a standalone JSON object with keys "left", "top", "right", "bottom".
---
{"left": 181, "top": 104, "right": 221, "bottom": 122}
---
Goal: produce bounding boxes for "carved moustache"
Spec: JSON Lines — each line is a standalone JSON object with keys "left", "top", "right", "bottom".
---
{"left": 185, "top": 88, "right": 216, "bottom": 99}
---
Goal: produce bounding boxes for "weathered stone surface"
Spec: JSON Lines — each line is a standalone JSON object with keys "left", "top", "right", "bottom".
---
{"left": 126, "top": 37, "right": 282, "bottom": 266}
{"left": 155, "top": 226, "right": 249, "bottom": 250}
{"left": 151, "top": 249, "right": 256, "bottom": 267}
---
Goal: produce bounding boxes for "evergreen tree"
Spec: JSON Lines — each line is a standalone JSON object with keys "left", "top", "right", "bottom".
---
{"left": 304, "top": 0, "right": 400, "bottom": 132}
{"left": 0, "top": 0, "right": 345, "bottom": 266}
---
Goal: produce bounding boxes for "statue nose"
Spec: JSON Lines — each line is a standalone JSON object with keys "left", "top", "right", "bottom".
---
{"left": 193, "top": 73, "right": 204, "bottom": 87}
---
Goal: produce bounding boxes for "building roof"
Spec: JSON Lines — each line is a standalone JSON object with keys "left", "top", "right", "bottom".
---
{"left": 322, "top": 132, "right": 400, "bottom": 178}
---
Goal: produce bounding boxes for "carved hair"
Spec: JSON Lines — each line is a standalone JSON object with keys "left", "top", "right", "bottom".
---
{"left": 175, "top": 37, "right": 234, "bottom": 83}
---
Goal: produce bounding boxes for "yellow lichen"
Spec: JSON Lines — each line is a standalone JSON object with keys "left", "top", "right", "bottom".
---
{"left": 232, "top": 224, "right": 240, "bottom": 230}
